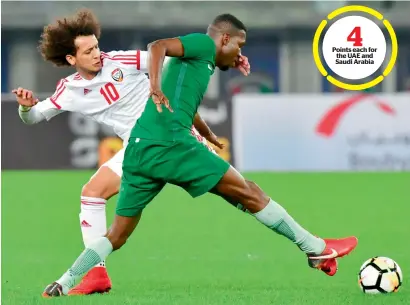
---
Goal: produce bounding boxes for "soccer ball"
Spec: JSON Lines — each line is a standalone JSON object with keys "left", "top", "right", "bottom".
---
{"left": 358, "top": 256, "right": 403, "bottom": 294}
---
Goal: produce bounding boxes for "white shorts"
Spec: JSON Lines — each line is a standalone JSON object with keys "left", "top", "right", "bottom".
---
{"left": 101, "top": 148, "right": 125, "bottom": 177}
{"left": 101, "top": 127, "right": 215, "bottom": 177}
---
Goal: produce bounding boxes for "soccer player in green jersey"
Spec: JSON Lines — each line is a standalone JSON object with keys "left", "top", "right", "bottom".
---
{"left": 43, "top": 14, "right": 358, "bottom": 297}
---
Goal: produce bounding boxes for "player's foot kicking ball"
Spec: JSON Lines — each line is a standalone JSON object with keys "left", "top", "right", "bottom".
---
{"left": 307, "top": 236, "right": 358, "bottom": 276}
{"left": 68, "top": 267, "right": 111, "bottom": 295}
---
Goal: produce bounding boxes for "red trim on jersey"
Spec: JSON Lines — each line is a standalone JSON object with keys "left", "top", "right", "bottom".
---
{"left": 100, "top": 51, "right": 139, "bottom": 66}
{"left": 73, "top": 73, "right": 82, "bottom": 80}
{"left": 111, "top": 55, "right": 137, "bottom": 65}
{"left": 136, "top": 50, "right": 140, "bottom": 70}
{"left": 115, "top": 61, "right": 137, "bottom": 65}
{"left": 111, "top": 55, "right": 136, "bottom": 59}
{"left": 101, "top": 52, "right": 109, "bottom": 67}
{"left": 49, "top": 79, "right": 67, "bottom": 109}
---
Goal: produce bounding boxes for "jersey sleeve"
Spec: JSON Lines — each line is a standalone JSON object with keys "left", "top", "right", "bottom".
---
{"left": 104, "top": 50, "right": 172, "bottom": 73}
{"left": 179, "top": 33, "right": 216, "bottom": 60}
{"left": 103, "top": 50, "right": 144, "bottom": 71}
{"left": 36, "top": 79, "right": 68, "bottom": 120}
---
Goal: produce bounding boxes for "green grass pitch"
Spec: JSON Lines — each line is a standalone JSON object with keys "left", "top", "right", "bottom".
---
{"left": 2, "top": 171, "right": 409, "bottom": 305}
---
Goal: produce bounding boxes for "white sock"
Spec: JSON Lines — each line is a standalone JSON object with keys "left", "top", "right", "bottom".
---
{"left": 253, "top": 199, "right": 326, "bottom": 255}
{"left": 57, "top": 237, "right": 113, "bottom": 294}
{"left": 80, "top": 196, "right": 107, "bottom": 268}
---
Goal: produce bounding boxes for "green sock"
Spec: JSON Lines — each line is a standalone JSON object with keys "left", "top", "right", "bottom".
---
{"left": 56, "top": 237, "right": 113, "bottom": 294}
{"left": 253, "top": 199, "right": 325, "bottom": 255}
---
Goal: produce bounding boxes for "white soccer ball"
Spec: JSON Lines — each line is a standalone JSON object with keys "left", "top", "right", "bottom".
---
{"left": 358, "top": 256, "right": 403, "bottom": 294}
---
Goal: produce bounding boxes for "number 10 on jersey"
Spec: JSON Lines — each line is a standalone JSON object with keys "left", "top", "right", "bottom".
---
{"left": 100, "top": 83, "right": 120, "bottom": 104}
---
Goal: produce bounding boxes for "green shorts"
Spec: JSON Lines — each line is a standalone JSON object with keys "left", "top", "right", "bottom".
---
{"left": 116, "top": 137, "right": 230, "bottom": 217}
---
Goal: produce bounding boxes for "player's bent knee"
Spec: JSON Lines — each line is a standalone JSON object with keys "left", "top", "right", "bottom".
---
{"left": 81, "top": 166, "right": 121, "bottom": 200}
{"left": 81, "top": 182, "right": 106, "bottom": 199}
{"left": 81, "top": 176, "right": 120, "bottom": 200}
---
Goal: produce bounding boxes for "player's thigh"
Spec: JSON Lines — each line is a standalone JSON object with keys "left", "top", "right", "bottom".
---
{"left": 167, "top": 140, "right": 230, "bottom": 198}
{"left": 82, "top": 148, "right": 124, "bottom": 199}
{"left": 116, "top": 143, "right": 165, "bottom": 217}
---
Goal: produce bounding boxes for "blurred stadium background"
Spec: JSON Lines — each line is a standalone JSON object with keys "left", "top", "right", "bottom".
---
{"left": 2, "top": 2, "right": 410, "bottom": 305}
{"left": 2, "top": 1, "right": 410, "bottom": 170}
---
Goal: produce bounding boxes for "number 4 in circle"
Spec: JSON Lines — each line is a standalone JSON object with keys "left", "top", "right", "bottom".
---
{"left": 347, "top": 26, "right": 363, "bottom": 47}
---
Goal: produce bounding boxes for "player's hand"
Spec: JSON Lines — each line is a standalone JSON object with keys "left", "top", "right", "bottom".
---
{"left": 12, "top": 87, "right": 39, "bottom": 107}
{"left": 206, "top": 133, "right": 225, "bottom": 150}
{"left": 235, "top": 55, "right": 250, "bottom": 76}
{"left": 149, "top": 89, "right": 173, "bottom": 113}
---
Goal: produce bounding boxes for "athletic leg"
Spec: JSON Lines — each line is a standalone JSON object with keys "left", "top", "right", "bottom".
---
{"left": 214, "top": 166, "right": 358, "bottom": 276}
{"left": 162, "top": 138, "right": 328, "bottom": 255}
{"left": 43, "top": 214, "right": 141, "bottom": 297}
{"left": 160, "top": 138, "right": 355, "bottom": 276}
{"left": 43, "top": 174, "right": 163, "bottom": 297}
{"left": 209, "top": 188, "right": 248, "bottom": 213}
{"left": 80, "top": 149, "right": 124, "bottom": 249}
{"left": 43, "top": 140, "right": 165, "bottom": 297}
{"left": 70, "top": 149, "right": 124, "bottom": 295}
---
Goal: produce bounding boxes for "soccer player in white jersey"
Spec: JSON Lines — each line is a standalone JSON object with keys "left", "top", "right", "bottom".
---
{"left": 12, "top": 9, "right": 251, "bottom": 295}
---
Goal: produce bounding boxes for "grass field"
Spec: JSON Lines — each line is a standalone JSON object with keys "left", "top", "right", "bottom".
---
{"left": 2, "top": 171, "right": 409, "bottom": 305}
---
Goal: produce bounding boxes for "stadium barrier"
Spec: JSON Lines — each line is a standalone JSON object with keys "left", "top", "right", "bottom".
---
{"left": 232, "top": 93, "right": 410, "bottom": 172}
{"left": 4, "top": 93, "right": 409, "bottom": 172}
{"left": 1, "top": 94, "right": 232, "bottom": 170}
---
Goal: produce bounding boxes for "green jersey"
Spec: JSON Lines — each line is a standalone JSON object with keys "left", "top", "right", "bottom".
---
{"left": 130, "top": 33, "right": 216, "bottom": 141}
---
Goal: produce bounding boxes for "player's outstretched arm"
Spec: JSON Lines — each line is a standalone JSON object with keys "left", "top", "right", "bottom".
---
{"left": 13, "top": 86, "right": 65, "bottom": 124}
{"left": 18, "top": 104, "right": 47, "bottom": 125}
{"left": 193, "top": 113, "right": 224, "bottom": 149}
{"left": 12, "top": 87, "right": 44, "bottom": 125}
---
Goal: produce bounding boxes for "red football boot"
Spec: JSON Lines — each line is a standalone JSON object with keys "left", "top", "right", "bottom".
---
{"left": 68, "top": 267, "right": 112, "bottom": 295}
{"left": 308, "top": 236, "right": 358, "bottom": 276}
{"left": 309, "top": 258, "right": 338, "bottom": 276}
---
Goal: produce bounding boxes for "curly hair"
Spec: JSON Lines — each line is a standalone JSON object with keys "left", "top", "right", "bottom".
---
{"left": 38, "top": 9, "right": 101, "bottom": 67}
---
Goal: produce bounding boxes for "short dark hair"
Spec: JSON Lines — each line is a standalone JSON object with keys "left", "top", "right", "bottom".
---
{"left": 212, "top": 13, "right": 247, "bottom": 32}
{"left": 38, "top": 9, "right": 101, "bottom": 67}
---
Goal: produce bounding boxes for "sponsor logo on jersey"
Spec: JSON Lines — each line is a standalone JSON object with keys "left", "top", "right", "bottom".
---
{"left": 111, "top": 68, "right": 124, "bottom": 82}
{"left": 84, "top": 88, "right": 91, "bottom": 95}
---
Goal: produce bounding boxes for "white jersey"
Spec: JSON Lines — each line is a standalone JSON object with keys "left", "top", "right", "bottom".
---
{"left": 190, "top": 127, "right": 215, "bottom": 152}
{"left": 36, "top": 50, "right": 150, "bottom": 144}
{"left": 32, "top": 49, "right": 214, "bottom": 152}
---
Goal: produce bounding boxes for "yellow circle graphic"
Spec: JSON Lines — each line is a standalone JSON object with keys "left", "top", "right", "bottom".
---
{"left": 313, "top": 5, "right": 398, "bottom": 91}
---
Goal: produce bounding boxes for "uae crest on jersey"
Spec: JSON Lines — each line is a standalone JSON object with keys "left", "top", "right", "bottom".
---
{"left": 111, "top": 68, "right": 123, "bottom": 82}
